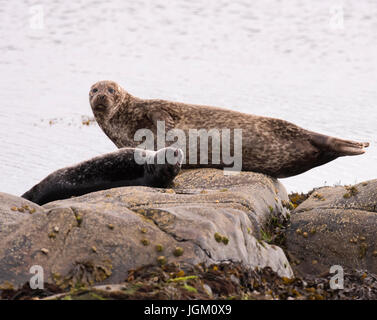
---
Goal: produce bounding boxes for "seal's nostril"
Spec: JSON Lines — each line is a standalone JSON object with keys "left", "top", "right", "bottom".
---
{"left": 174, "top": 149, "right": 178, "bottom": 157}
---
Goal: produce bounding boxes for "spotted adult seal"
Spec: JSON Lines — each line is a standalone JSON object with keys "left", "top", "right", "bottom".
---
{"left": 22, "top": 147, "right": 183, "bottom": 205}
{"left": 89, "top": 80, "right": 369, "bottom": 178}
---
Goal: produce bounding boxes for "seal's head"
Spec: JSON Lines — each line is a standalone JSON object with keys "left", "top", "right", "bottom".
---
{"left": 89, "top": 80, "right": 126, "bottom": 117}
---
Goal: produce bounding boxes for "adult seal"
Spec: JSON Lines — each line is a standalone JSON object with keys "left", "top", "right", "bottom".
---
{"left": 22, "top": 147, "right": 184, "bottom": 205}
{"left": 89, "top": 80, "right": 369, "bottom": 178}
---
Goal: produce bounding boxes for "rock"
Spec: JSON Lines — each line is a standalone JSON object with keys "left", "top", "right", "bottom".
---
{"left": 0, "top": 169, "right": 293, "bottom": 290}
{"left": 286, "top": 179, "right": 377, "bottom": 276}
{"left": 0, "top": 192, "right": 44, "bottom": 236}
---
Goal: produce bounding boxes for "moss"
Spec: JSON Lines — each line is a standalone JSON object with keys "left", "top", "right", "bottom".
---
{"left": 176, "top": 270, "right": 185, "bottom": 277}
{"left": 214, "top": 232, "right": 229, "bottom": 245}
{"left": 270, "top": 216, "right": 284, "bottom": 228}
{"left": 0, "top": 281, "right": 15, "bottom": 291}
{"left": 282, "top": 277, "right": 294, "bottom": 284}
{"left": 260, "top": 229, "right": 273, "bottom": 244}
{"left": 141, "top": 239, "right": 150, "bottom": 246}
{"left": 12, "top": 205, "right": 37, "bottom": 214}
{"left": 281, "top": 200, "right": 295, "bottom": 210}
{"left": 156, "top": 244, "right": 163, "bottom": 252}
{"left": 76, "top": 214, "right": 83, "bottom": 226}
{"left": 139, "top": 227, "right": 148, "bottom": 234}
{"left": 288, "top": 192, "right": 309, "bottom": 208}
{"left": 48, "top": 232, "right": 56, "bottom": 239}
{"left": 157, "top": 256, "right": 167, "bottom": 266}
{"left": 214, "top": 232, "right": 223, "bottom": 243}
{"left": 173, "top": 247, "right": 184, "bottom": 257}
{"left": 313, "top": 193, "right": 325, "bottom": 201}
{"left": 344, "top": 186, "right": 359, "bottom": 199}
{"left": 52, "top": 273, "right": 62, "bottom": 283}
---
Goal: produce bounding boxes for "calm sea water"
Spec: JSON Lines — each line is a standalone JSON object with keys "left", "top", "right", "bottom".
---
{"left": 0, "top": 0, "right": 376, "bottom": 196}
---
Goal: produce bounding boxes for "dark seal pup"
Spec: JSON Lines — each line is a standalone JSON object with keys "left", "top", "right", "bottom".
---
{"left": 22, "top": 147, "right": 184, "bottom": 205}
{"left": 89, "top": 80, "right": 369, "bottom": 178}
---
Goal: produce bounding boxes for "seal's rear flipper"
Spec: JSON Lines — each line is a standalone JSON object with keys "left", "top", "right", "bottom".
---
{"left": 309, "top": 132, "right": 369, "bottom": 156}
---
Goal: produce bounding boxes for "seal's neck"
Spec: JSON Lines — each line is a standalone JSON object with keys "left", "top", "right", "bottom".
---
{"left": 107, "top": 92, "right": 132, "bottom": 124}
{"left": 97, "top": 92, "right": 136, "bottom": 147}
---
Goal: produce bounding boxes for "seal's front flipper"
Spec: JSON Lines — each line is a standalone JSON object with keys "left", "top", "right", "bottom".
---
{"left": 309, "top": 132, "right": 369, "bottom": 156}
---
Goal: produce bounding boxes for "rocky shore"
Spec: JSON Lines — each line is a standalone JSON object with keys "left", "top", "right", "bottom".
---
{"left": 0, "top": 169, "right": 376, "bottom": 300}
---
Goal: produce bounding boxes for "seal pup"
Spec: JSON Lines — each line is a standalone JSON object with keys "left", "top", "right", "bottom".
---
{"left": 22, "top": 147, "right": 184, "bottom": 205}
{"left": 89, "top": 80, "right": 369, "bottom": 178}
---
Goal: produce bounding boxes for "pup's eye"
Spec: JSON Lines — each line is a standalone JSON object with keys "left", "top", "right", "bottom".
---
{"left": 108, "top": 88, "right": 115, "bottom": 94}
{"left": 92, "top": 88, "right": 98, "bottom": 93}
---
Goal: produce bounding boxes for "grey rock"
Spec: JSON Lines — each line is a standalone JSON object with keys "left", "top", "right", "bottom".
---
{"left": 0, "top": 169, "right": 293, "bottom": 290}
{"left": 286, "top": 179, "right": 377, "bottom": 276}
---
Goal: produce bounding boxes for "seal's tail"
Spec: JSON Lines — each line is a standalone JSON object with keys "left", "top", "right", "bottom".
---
{"left": 310, "top": 132, "right": 369, "bottom": 156}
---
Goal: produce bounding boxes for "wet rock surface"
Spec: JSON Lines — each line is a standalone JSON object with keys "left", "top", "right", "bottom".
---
{"left": 0, "top": 169, "right": 293, "bottom": 293}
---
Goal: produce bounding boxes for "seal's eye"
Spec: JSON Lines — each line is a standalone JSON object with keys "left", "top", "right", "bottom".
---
{"left": 108, "top": 88, "right": 115, "bottom": 94}
{"left": 92, "top": 88, "right": 98, "bottom": 93}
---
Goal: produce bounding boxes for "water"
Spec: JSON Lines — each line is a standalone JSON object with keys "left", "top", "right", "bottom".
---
{"left": 0, "top": 0, "right": 376, "bottom": 196}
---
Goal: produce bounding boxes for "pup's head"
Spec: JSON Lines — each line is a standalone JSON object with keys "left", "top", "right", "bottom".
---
{"left": 142, "top": 147, "right": 184, "bottom": 187}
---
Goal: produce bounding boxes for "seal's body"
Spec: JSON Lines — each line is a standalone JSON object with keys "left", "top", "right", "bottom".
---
{"left": 89, "top": 80, "right": 369, "bottom": 178}
{"left": 22, "top": 147, "right": 183, "bottom": 205}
